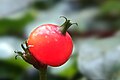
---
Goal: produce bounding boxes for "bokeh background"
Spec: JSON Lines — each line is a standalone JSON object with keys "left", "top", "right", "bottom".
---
{"left": 0, "top": 0, "right": 120, "bottom": 80}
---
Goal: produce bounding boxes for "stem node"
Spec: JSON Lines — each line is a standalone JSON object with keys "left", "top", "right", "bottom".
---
{"left": 59, "top": 16, "right": 78, "bottom": 35}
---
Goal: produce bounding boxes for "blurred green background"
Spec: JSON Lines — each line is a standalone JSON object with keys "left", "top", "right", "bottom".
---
{"left": 0, "top": 0, "right": 120, "bottom": 80}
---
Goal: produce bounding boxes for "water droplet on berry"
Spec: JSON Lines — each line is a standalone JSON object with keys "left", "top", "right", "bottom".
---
{"left": 39, "top": 32, "right": 43, "bottom": 35}
{"left": 52, "top": 31, "right": 55, "bottom": 34}
{"left": 46, "top": 31, "right": 50, "bottom": 34}
{"left": 28, "top": 45, "right": 34, "bottom": 47}
{"left": 55, "top": 38, "right": 58, "bottom": 42}
{"left": 45, "top": 35, "right": 48, "bottom": 38}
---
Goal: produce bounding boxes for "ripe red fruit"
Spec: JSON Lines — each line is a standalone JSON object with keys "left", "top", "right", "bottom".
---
{"left": 27, "top": 23, "right": 73, "bottom": 67}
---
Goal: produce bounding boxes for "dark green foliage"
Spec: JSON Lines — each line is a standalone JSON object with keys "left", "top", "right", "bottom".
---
{"left": 0, "top": 13, "right": 34, "bottom": 37}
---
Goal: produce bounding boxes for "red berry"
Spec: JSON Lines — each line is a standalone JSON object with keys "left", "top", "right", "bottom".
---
{"left": 27, "top": 24, "right": 73, "bottom": 67}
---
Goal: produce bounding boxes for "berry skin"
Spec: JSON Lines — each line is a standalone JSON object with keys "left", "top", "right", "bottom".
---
{"left": 27, "top": 24, "right": 73, "bottom": 67}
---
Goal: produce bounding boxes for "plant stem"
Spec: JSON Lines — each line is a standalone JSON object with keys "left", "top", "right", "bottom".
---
{"left": 39, "top": 65, "right": 47, "bottom": 80}
{"left": 59, "top": 16, "right": 78, "bottom": 35}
